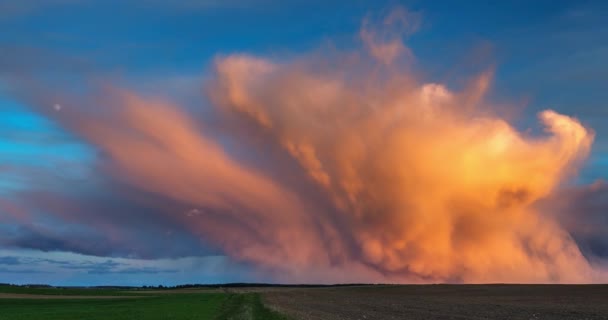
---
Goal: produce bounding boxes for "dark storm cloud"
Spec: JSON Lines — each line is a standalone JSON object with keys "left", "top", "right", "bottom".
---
{"left": 0, "top": 181, "right": 217, "bottom": 260}
{"left": 56, "top": 259, "right": 178, "bottom": 274}
{"left": 87, "top": 266, "right": 179, "bottom": 275}
{"left": 0, "top": 256, "right": 20, "bottom": 265}
{"left": 0, "top": 256, "right": 176, "bottom": 274}
{"left": 0, "top": 267, "right": 48, "bottom": 274}
{"left": 3, "top": 228, "right": 115, "bottom": 257}
{"left": 0, "top": 42, "right": 217, "bottom": 263}
{"left": 538, "top": 181, "right": 608, "bottom": 259}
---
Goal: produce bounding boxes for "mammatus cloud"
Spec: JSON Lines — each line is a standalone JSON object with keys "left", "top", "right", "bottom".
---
{"left": 8, "top": 9, "right": 606, "bottom": 283}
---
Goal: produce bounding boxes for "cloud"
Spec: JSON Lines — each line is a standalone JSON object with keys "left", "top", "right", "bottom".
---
{"left": 359, "top": 7, "right": 419, "bottom": 65}
{"left": 52, "top": 89, "right": 334, "bottom": 277}
{"left": 88, "top": 266, "right": 178, "bottom": 275}
{"left": 0, "top": 185, "right": 215, "bottom": 259}
{"left": 538, "top": 181, "right": 608, "bottom": 260}
{"left": 5, "top": 229, "right": 110, "bottom": 257}
{"left": 0, "top": 249, "right": 256, "bottom": 285}
{"left": 0, "top": 267, "right": 49, "bottom": 274}
{"left": 0, "top": 254, "right": 171, "bottom": 275}
{"left": 3, "top": 7, "right": 606, "bottom": 284}
{"left": 206, "top": 50, "right": 595, "bottom": 282}
{"left": 57, "top": 259, "right": 178, "bottom": 274}
{"left": 0, "top": 257, "right": 20, "bottom": 266}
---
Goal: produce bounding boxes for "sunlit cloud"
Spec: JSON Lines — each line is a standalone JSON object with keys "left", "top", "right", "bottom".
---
{"left": 3, "top": 7, "right": 606, "bottom": 284}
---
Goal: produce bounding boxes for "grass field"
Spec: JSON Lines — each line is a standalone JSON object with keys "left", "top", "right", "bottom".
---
{"left": 0, "top": 286, "right": 287, "bottom": 320}
{"left": 0, "top": 286, "right": 147, "bottom": 296}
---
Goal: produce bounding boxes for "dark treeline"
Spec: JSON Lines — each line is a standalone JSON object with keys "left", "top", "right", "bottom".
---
{"left": 0, "top": 283, "right": 379, "bottom": 289}
{"left": 171, "top": 283, "right": 375, "bottom": 289}
{"left": 0, "top": 283, "right": 52, "bottom": 288}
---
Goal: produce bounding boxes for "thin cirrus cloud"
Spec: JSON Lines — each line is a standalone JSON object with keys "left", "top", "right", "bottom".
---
{"left": 1, "top": 6, "right": 607, "bottom": 284}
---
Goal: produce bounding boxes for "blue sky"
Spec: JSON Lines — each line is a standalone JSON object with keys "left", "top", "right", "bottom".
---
{"left": 1, "top": 0, "right": 607, "bottom": 285}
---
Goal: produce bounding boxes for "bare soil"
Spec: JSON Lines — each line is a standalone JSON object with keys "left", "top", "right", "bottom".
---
{"left": 262, "top": 285, "right": 608, "bottom": 320}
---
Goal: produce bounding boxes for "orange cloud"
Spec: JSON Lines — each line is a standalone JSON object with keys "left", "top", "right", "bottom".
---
{"left": 50, "top": 10, "right": 603, "bottom": 283}
{"left": 206, "top": 15, "right": 598, "bottom": 282}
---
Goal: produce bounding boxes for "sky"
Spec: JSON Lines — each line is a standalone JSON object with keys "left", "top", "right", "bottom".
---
{"left": 0, "top": 0, "right": 607, "bottom": 286}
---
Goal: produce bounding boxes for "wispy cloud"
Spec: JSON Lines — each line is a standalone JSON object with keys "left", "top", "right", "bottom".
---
{"left": 0, "top": 267, "right": 49, "bottom": 274}
{"left": 0, "top": 257, "right": 20, "bottom": 266}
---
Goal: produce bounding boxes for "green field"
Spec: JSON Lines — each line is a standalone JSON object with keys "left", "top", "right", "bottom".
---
{"left": 0, "top": 286, "right": 288, "bottom": 320}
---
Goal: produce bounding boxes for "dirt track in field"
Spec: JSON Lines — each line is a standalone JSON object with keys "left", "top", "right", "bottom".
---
{"left": 0, "top": 293, "right": 145, "bottom": 299}
{"left": 261, "top": 285, "right": 608, "bottom": 320}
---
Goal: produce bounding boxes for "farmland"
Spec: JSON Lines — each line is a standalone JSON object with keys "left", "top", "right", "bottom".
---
{"left": 2, "top": 284, "right": 608, "bottom": 319}
{"left": 263, "top": 284, "right": 608, "bottom": 320}
{"left": 0, "top": 285, "right": 286, "bottom": 320}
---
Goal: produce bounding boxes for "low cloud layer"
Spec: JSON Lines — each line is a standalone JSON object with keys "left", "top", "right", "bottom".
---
{"left": 2, "top": 9, "right": 607, "bottom": 284}
{"left": 0, "top": 249, "right": 255, "bottom": 286}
